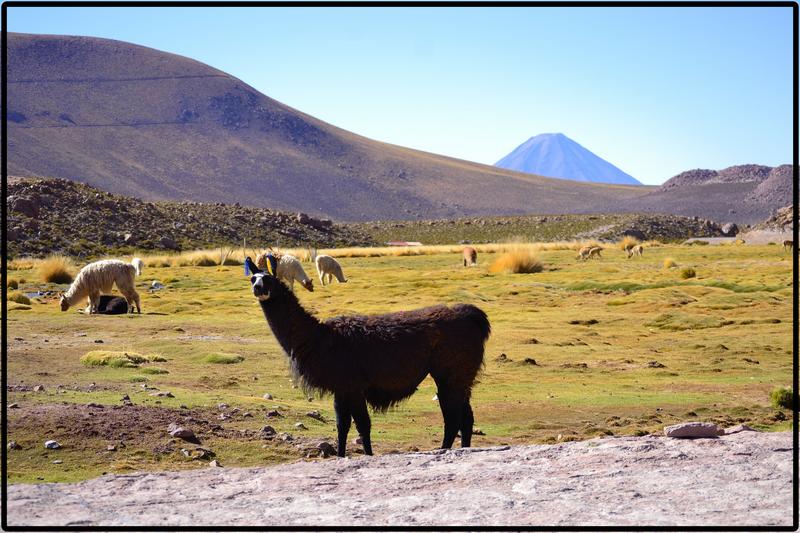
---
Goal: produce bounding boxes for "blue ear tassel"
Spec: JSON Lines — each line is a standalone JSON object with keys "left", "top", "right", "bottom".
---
{"left": 244, "top": 256, "right": 252, "bottom": 276}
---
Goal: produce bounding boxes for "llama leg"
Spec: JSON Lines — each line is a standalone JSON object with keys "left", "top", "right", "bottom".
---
{"left": 460, "top": 401, "right": 474, "bottom": 448}
{"left": 351, "top": 395, "right": 373, "bottom": 456}
{"left": 436, "top": 388, "right": 463, "bottom": 449}
{"left": 319, "top": 271, "right": 325, "bottom": 286}
{"left": 333, "top": 393, "right": 352, "bottom": 458}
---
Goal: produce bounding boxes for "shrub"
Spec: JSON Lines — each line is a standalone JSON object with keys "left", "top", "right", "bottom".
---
{"left": 8, "top": 291, "right": 31, "bottom": 305}
{"left": 489, "top": 250, "right": 544, "bottom": 274}
{"left": 204, "top": 353, "right": 244, "bottom": 364}
{"left": 663, "top": 258, "right": 678, "bottom": 269}
{"left": 7, "top": 279, "right": 18, "bottom": 290}
{"left": 129, "top": 376, "right": 149, "bottom": 382}
{"left": 680, "top": 267, "right": 697, "bottom": 279}
{"left": 618, "top": 235, "right": 640, "bottom": 251}
{"left": 39, "top": 255, "right": 73, "bottom": 284}
{"left": 771, "top": 387, "right": 793, "bottom": 410}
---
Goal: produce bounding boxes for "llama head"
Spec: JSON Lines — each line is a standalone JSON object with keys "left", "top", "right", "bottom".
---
{"left": 59, "top": 295, "right": 70, "bottom": 311}
{"left": 300, "top": 278, "right": 314, "bottom": 292}
{"left": 246, "top": 256, "right": 278, "bottom": 301}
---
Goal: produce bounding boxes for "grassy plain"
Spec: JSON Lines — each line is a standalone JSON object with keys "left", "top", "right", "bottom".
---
{"left": 5, "top": 242, "right": 793, "bottom": 484}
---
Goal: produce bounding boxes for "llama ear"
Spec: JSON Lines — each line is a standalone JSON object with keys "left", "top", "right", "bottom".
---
{"left": 245, "top": 257, "right": 261, "bottom": 276}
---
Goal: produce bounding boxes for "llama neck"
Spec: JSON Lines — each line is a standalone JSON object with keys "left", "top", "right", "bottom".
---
{"left": 258, "top": 288, "right": 324, "bottom": 360}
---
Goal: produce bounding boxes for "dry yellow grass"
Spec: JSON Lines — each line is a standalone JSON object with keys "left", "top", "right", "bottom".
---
{"left": 663, "top": 257, "right": 678, "bottom": 269}
{"left": 618, "top": 235, "right": 640, "bottom": 251}
{"left": 38, "top": 255, "right": 74, "bottom": 284}
{"left": 488, "top": 249, "right": 544, "bottom": 274}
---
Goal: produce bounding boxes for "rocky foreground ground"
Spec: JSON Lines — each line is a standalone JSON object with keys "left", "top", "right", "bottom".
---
{"left": 6, "top": 429, "right": 793, "bottom": 528}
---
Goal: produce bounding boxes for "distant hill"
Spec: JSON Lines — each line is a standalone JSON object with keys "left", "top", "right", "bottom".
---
{"left": 495, "top": 133, "right": 642, "bottom": 185}
{"left": 6, "top": 33, "right": 649, "bottom": 222}
{"left": 596, "top": 164, "right": 793, "bottom": 225}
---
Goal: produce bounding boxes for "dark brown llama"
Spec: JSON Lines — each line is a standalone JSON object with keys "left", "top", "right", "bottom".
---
{"left": 245, "top": 257, "right": 490, "bottom": 457}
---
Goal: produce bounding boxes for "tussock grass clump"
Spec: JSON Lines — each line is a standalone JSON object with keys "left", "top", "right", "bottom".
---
{"left": 8, "top": 291, "right": 31, "bottom": 305}
{"left": 141, "top": 367, "right": 169, "bottom": 375}
{"left": 204, "top": 353, "right": 244, "bottom": 364}
{"left": 129, "top": 376, "right": 149, "bottom": 382}
{"left": 680, "top": 267, "right": 697, "bottom": 279}
{"left": 618, "top": 236, "right": 640, "bottom": 251}
{"left": 80, "top": 351, "right": 165, "bottom": 368}
{"left": 7, "top": 279, "right": 19, "bottom": 290}
{"left": 8, "top": 258, "right": 36, "bottom": 270}
{"left": 770, "top": 387, "right": 794, "bottom": 410}
{"left": 38, "top": 255, "right": 73, "bottom": 284}
{"left": 663, "top": 258, "right": 678, "bottom": 269}
{"left": 191, "top": 254, "right": 217, "bottom": 267}
{"left": 489, "top": 249, "right": 544, "bottom": 274}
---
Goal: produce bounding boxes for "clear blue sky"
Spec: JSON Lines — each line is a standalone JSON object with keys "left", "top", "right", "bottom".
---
{"left": 7, "top": 5, "right": 794, "bottom": 185}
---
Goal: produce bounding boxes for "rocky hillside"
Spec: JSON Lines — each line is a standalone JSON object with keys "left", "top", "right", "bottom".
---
{"left": 6, "top": 33, "right": 649, "bottom": 221}
{"left": 6, "top": 177, "right": 374, "bottom": 259}
{"left": 597, "top": 164, "right": 793, "bottom": 225}
{"left": 753, "top": 205, "right": 793, "bottom": 232}
{"left": 353, "top": 212, "right": 729, "bottom": 245}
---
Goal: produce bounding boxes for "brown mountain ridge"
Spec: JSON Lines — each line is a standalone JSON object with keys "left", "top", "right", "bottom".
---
{"left": 6, "top": 32, "right": 653, "bottom": 222}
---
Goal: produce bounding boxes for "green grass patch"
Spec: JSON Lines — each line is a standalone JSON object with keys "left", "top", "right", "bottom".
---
{"left": 140, "top": 367, "right": 169, "bottom": 375}
{"left": 80, "top": 351, "right": 166, "bottom": 368}
{"left": 204, "top": 353, "right": 244, "bottom": 364}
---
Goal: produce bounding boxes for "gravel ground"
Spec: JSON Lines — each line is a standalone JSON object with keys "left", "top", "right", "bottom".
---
{"left": 6, "top": 430, "right": 793, "bottom": 528}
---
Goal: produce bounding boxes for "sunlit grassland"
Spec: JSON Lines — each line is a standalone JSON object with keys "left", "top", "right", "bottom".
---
{"left": 5, "top": 243, "right": 793, "bottom": 483}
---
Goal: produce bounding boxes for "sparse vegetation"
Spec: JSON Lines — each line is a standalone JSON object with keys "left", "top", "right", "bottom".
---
{"left": 680, "top": 267, "right": 697, "bottom": 279}
{"left": 140, "top": 367, "right": 169, "bottom": 375}
{"left": 38, "top": 255, "right": 73, "bottom": 284}
{"left": 489, "top": 249, "right": 544, "bottom": 274}
{"left": 663, "top": 258, "right": 678, "bottom": 269}
{"left": 7, "top": 279, "right": 19, "bottom": 290}
{"left": 7, "top": 243, "right": 791, "bottom": 484}
{"left": 770, "top": 387, "right": 793, "bottom": 410}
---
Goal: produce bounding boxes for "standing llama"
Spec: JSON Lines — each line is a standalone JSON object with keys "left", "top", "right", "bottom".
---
{"left": 245, "top": 257, "right": 490, "bottom": 457}
{"left": 60, "top": 258, "right": 143, "bottom": 314}
{"left": 315, "top": 254, "right": 348, "bottom": 286}
{"left": 462, "top": 247, "right": 478, "bottom": 267}
{"left": 627, "top": 244, "right": 644, "bottom": 258}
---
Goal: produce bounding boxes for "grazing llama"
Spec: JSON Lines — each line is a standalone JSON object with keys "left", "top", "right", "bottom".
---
{"left": 588, "top": 246, "right": 603, "bottom": 259}
{"left": 627, "top": 244, "right": 644, "bottom": 258}
{"left": 60, "top": 258, "right": 143, "bottom": 314}
{"left": 462, "top": 247, "right": 478, "bottom": 267}
{"left": 256, "top": 252, "right": 314, "bottom": 292}
{"left": 315, "top": 254, "right": 348, "bottom": 286}
{"left": 245, "top": 257, "right": 490, "bottom": 457}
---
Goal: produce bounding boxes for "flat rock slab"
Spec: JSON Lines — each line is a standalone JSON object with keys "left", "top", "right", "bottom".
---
{"left": 7, "top": 431, "right": 792, "bottom": 527}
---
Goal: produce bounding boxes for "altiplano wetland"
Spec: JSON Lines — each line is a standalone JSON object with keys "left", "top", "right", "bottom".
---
{"left": 5, "top": 242, "right": 793, "bottom": 484}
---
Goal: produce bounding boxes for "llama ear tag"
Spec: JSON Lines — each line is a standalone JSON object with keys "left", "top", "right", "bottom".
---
{"left": 265, "top": 253, "right": 277, "bottom": 277}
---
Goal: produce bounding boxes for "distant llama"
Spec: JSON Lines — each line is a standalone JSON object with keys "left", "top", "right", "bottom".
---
{"left": 60, "top": 258, "right": 143, "bottom": 314}
{"left": 627, "top": 244, "right": 644, "bottom": 258}
{"left": 315, "top": 254, "right": 348, "bottom": 286}
{"left": 588, "top": 246, "right": 603, "bottom": 259}
{"left": 256, "top": 251, "right": 314, "bottom": 292}
{"left": 462, "top": 247, "right": 478, "bottom": 267}
{"left": 784, "top": 240, "right": 794, "bottom": 252}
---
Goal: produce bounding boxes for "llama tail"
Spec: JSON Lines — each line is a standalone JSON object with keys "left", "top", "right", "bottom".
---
{"left": 131, "top": 257, "right": 144, "bottom": 277}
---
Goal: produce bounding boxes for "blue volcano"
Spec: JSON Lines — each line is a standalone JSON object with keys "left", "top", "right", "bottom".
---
{"left": 495, "top": 133, "right": 642, "bottom": 185}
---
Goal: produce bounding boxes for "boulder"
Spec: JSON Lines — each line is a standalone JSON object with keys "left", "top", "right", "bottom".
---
{"left": 721, "top": 222, "right": 739, "bottom": 236}
{"left": 621, "top": 229, "right": 647, "bottom": 240}
{"left": 664, "top": 422, "right": 724, "bottom": 438}
{"left": 9, "top": 196, "right": 40, "bottom": 218}
{"left": 168, "top": 424, "right": 201, "bottom": 444}
{"left": 159, "top": 236, "right": 179, "bottom": 250}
